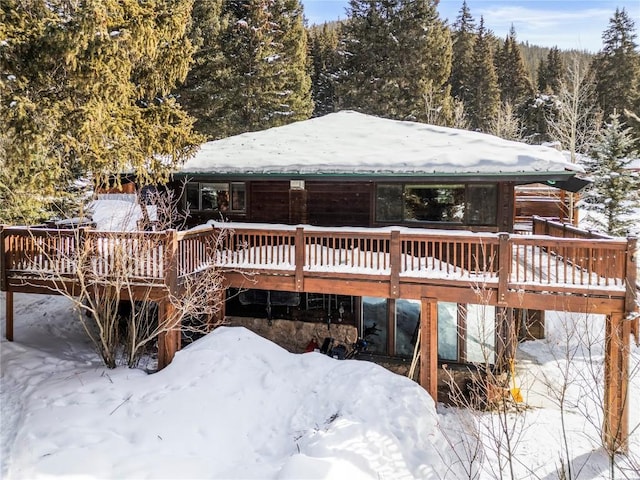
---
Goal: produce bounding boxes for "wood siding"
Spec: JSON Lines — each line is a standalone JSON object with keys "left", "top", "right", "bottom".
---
{"left": 248, "top": 181, "right": 290, "bottom": 224}
{"left": 307, "top": 181, "right": 372, "bottom": 227}
{"left": 176, "top": 177, "right": 516, "bottom": 232}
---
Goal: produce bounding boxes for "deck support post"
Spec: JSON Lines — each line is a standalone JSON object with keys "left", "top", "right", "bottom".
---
{"left": 5, "top": 290, "right": 13, "bottom": 341}
{"left": 419, "top": 297, "right": 438, "bottom": 401}
{"left": 157, "top": 230, "right": 180, "bottom": 370}
{"left": 495, "top": 307, "right": 515, "bottom": 372}
{"left": 157, "top": 300, "right": 179, "bottom": 370}
{"left": 603, "top": 312, "right": 630, "bottom": 453}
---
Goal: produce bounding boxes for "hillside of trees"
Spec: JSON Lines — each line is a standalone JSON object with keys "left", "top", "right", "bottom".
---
{"left": 1, "top": 0, "right": 639, "bottom": 224}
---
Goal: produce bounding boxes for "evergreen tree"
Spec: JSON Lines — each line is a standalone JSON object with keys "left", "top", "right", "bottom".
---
{"left": 591, "top": 8, "right": 640, "bottom": 124}
{"left": 466, "top": 17, "right": 500, "bottom": 132}
{"left": 517, "top": 93, "right": 559, "bottom": 144}
{"left": 308, "top": 22, "right": 340, "bottom": 117}
{"left": 536, "top": 58, "right": 547, "bottom": 93}
{"left": 578, "top": 113, "right": 640, "bottom": 236}
{"left": 177, "top": 0, "right": 313, "bottom": 139}
{"left": 1, "top": 0, "right": 201, "bottom": 223}
{"left": 449, "top": 1, "right": 476, "bottom": 103}
{"left": 338, "top": 0, "right": 453, "bottom": 125}
{"left": 495, "top": 26, "right": 533, "bottom": 105}
{"left": 173, "top": 0, "right": 227, "bottom": 137}
{"left": 538, "top": 46, "right": 564, "bottom": 94}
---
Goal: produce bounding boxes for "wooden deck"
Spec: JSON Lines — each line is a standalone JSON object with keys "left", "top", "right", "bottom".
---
{"left": 1, "top": 219, "right": 637, "bottom": 451}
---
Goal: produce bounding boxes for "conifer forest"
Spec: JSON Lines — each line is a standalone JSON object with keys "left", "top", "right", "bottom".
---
{"left": 1, "top": 0, "right": 639, "bottom": 228}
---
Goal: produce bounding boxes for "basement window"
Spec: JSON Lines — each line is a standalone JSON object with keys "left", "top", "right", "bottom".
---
{"left": 437, "top": 303, "right": 496, "bottom": 364}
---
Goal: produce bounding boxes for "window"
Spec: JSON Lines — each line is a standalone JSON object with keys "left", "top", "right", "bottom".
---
{"left": 362, "top": 296, "right": 388, "bottom": 354}
{"left": 185, "top": 182, "right": 246, "bottom": 213}
{"left": 376, "top": 184, "right": 403, "bottom": 222}
{"left": 438, "top": 302, "right": 459, "bottom": 361}
{"left": 395, "top": 299, "right": 420, "bottom": 357}
{"left": 437, "top": 303, "right": 496, "bottom": 364}
{"left": 467, "top": 185, "right": 498, "bottom": 225}
{"left": 404, "top": 185, "right": 465, "bottom": 222}
{"left": 375, "top": 183, "right": 497, "bottom": 225}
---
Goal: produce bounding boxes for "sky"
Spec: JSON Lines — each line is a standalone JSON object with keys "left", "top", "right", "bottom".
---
{"left": 301, "top": 0, "right": 640, "bottom": 53}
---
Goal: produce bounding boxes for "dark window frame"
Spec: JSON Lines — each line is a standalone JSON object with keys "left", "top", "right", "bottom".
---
{"left": 184, "top": 181, "right": 247, "bottom": 214}
{"left": 374, "top": 182, "right": 498, "bottom": 226}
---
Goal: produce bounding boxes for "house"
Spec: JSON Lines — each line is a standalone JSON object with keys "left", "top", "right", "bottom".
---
{"left": 2, "top": 111, "right": 635, "bottom": 451}
{"left": 167, "top": 111, "right": 593, "bottom": 372}
{"left": 172, "top": 111, "right": 586, "bottom": 232}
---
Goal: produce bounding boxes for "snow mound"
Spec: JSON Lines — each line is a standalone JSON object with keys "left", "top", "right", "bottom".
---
{"left": 5, "top": 325, "right": 449, "bottom": 479}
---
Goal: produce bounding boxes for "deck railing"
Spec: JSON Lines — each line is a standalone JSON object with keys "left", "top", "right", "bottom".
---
{"left": 532, "top": 216, "right": 636, "bottom": 287}
{"left": 214, "top": 224, "right": 634, "bottom": 297}
{"left": 1, "top": 223, "right": 636, "bottom": 310}
{"left": 0, "top": 227, "right": 168, "bottom": 287}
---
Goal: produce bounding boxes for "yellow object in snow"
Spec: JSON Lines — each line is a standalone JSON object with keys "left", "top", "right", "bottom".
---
{"left": 510, "top": 359, "right": 523, "bottom": 403}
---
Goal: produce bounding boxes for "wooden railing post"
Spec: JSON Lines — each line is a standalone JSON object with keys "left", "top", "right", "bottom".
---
{"left": 498, "top": 233, "right": 510, "bottom": 306}
{"left": 419, "top": 297, "right": 438, "bottom": 401}
{"left": 295, "top": 227, "right": 305, "bottom": 292}
{"left": 390, "top": 230, "right": 400, "bottom": 298}
{"left": 2, "top": 225, "right": 14, "bottom": 341}
{"left": 532, "top": 216, "right": 542, "bottom": 235}
{"left": 0, "top": 224, "right": 7, "bottom": 292}
{"left": 603, "top": 312, "right": 630, "bottom": 453}
{"left": 158, "top": 229, "right": 180, "bottom": 370}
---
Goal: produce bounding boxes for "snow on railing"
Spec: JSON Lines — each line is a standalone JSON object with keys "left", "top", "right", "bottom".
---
{"left": 0, "top": 223, "right": 633, "bottom": 299}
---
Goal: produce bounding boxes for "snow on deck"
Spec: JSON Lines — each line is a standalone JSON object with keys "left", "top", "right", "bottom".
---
{"left": 214, "top": 242, "right": 625, "bottom": 291}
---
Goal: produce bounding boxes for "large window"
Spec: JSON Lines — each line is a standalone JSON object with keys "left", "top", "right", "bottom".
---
{"left": 438, "top": 303, "right": 496, "bottom": 364}
{"left": 186, "top": 182, "right": 246, "bottom": 214}
{"left": 375, "top": 183, "right": 497, "bottom": 225}
{"left": 390, "top": 300, "right": 497, "bottom": 363}
{"left": 362, "top": 297, "right": 388, "bottom": 354}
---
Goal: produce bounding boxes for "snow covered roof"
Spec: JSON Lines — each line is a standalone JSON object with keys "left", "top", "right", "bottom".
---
{"left": 180, "top": 111, "right": 583, "bottom": 178}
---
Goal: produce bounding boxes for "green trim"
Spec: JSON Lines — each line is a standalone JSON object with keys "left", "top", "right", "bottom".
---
{"left": 174, "top": 171, "right": 576, "bottom": 182}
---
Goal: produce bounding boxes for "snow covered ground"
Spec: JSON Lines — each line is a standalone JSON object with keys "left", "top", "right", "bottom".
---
{"left": 1, "top": 202, "right": 638, "bottom": 479}
{"left": 1, "top": 292, "right": 639, "bottom": 479}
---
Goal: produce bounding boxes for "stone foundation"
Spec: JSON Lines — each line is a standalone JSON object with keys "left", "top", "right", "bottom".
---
{"left": 225, "top": 316, "right": 358, "bottom": 353}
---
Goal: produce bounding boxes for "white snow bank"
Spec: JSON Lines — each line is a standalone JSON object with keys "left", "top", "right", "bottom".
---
{"left": 181, "top": 110, "right": 583, "bottom": 176}
{"left": 1, "top": 307, "right": 449, "bottom": 479}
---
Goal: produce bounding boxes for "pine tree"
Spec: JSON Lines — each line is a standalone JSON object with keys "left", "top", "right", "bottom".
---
{"left": 591, "top": 8, "right": 640, "bottom": 124}
{"left": 173, "top": 0, "right": 227, "bottom": 138}
{"left": 0, "top": 0, "right": 201, "bottom": 223}
{"left": 537, "top": 47, "right": 564, "bottom": 94}
{"left": 449, "top": 1, "right": 476, "bottom": 103}
{"left": 177, "top": 0, "right": 313, "bottom": 139}
{"left": 308, "top": 22, "right": 340, "bottom": 117}
{"left": 517, "top": 93, "right": 559, "bottom": 144}
{"left": 466, "top": 17, "right": 500, "bottom": 132}
{"left": 338, "top": 0, "right": 453, "bottom": 125}
{"left": 578, "top": 113, "right": 640, "bottom": 236}
{"left": 495, "top": 26, "right": 533, "bottom": 106}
